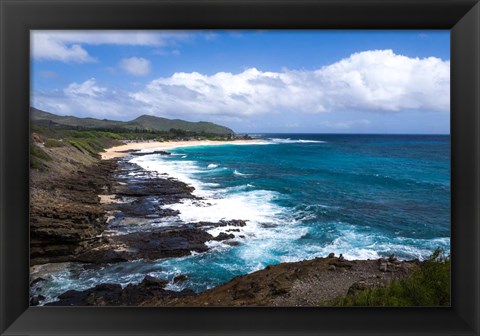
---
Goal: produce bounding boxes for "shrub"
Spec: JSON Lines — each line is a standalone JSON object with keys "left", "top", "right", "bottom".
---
{"left": 44, "top": 138, "right": 66, "bottom": 148}
{"left": 30, "top": 144, "right": 51, "bottom": 170}
{"left": 324, "top": 249, "right": 450, "bottom": 307}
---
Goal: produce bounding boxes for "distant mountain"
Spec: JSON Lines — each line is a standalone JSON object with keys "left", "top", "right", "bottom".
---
{"left": 31, "top": 108, "right": 235, "bottom": 135}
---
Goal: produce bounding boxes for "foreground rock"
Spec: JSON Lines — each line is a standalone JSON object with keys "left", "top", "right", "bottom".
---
{"left": 46, "top": 256, "right": 418, "bottom": 306}
{"left": 45, "top": 276, "right": 195, "bottom": 306}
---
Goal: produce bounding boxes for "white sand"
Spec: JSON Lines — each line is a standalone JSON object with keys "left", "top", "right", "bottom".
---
{"left": 101, "top": 139, "right": 266, "bottom": 160}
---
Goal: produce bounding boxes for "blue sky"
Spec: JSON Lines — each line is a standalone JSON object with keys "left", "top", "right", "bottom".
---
{"left": 31, "top": 30, "right": 450, "bottom": 134}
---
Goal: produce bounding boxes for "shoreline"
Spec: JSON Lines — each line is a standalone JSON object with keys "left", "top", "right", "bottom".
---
{"left": 101, "top": 139, "right": 267, "bottom": 160}
{"left": 30, "top": 135, "right": 449, "bottom": 307}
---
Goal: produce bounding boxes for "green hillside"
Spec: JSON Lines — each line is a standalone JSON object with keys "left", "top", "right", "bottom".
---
{"left": 31, "top": 108, "right": 235, "bottom": 135}
{"left": 130, "top": 115, "right": 234, "bottom": 135}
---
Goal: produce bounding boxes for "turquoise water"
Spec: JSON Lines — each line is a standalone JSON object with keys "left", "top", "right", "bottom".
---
{"left": 32, "top": 134, "right": 450, "bottom": 302}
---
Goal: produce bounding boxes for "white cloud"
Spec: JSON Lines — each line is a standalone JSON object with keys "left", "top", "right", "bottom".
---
{"left": 32, "top": 50, "right": 450, "bottom": 123}
{"left": 131, "top": 50, "right": 449, "bottom": 117}
{"left": 31, "top": 30, "right": 190, "bottom": 63}
{"left": 119, "top": 57, "right": 151, "bottom": 76}
{"left": 33, "top": 79, "right": 133, "bottom": 119}
{"left": 31, "top": 33, "right": 95, "bottom": 63}
{"left": 64, "top": 78, "right": 106, "bottom": 97}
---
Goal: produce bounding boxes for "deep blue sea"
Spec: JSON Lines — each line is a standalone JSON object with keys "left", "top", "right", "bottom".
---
{"left": 32, "top": 134, "right": 450, "bottom": 302}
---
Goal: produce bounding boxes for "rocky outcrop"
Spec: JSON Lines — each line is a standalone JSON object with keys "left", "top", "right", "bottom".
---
{"left": 30, "top": 148, "right": 247, "bottom": 266}
{"left": 75, "top": 228, "right": 213, "bottom": 263}
{"left": 45, "top": 256, "right": 419, "bottom": 307}
{"left": 45, "top": 276, "right": 195, "bottom": 306}
{"left": 30, "top": 160, "right": 118, "bottom": 265}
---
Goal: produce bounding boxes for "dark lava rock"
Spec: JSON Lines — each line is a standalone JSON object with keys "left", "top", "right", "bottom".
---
{"left": 30, "top": 277, "right": 46, "bottom": 287}
{"left": 76, "top": 228, "right": 213, "bottom": 263}
{"left": 194, "top": 219, "right": 247, "bottom": 229}
{"left": 142, "top": 276, "right": 168, "bottom": 288}
{"left": 213, "top": 232, "right": 235, "bottom": 241}
{"left": 47, "top": 280, "right": 195, "bottom": 306}
{"left": 112, "top": 162, "right": 196, "bottom": 204}
{"left": 30, "top": 295, "right": 46, "bottom": 306}
{"left": 130, "top": 150, "right": 171, "bottom": 156}
{"left": 173, "top": 275, "right": 188, "bottom": 284}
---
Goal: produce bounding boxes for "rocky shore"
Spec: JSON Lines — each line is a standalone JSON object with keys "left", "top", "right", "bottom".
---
{"left": 42, "top": 254, "right": 418, "bottom": 306}
{"left": 30, "top": 141, "right": 420, "bottom": 307}
{"left": 30, "top": 141, "right": 251, "bottom": 305}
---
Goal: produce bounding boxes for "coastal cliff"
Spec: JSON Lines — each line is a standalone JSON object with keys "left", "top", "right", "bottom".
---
{"left": 29, "top": 130, "right": 449, "bottom": 307}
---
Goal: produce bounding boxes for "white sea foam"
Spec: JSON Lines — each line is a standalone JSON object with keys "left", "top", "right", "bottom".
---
{"left": 207, "top": 163, "right": 218, "bottom": 169}
{"left": 130, "top": 156, "right": 209, "bottom": 195}
{"left": 233, "top": 169, "right": 249, "bottom": 176}
{"left": 268, "top": 138, "right": 326, "bottom": 144}
{"left": 130, "top": 153, "right": 295, "bottom": 244}
{"left": 291, "top": 222, "right": 450, "bottom": 261}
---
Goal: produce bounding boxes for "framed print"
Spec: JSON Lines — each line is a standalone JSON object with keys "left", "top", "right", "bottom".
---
{"left": 1, "top": 0, "right": 479, "bottom": 335}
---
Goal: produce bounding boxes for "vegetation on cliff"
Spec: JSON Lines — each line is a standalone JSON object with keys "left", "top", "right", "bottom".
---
{"left": 30, "top": 107, "right": 242, "bottom": 171}
{"left": 323, "top": 249, "right": 450, "bottom": 306}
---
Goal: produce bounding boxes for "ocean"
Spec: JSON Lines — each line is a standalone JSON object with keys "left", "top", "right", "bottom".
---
{"left": 31, "top": 134, "right": 450, "bottom": 301}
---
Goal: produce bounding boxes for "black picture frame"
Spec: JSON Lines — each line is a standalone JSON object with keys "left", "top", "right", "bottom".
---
{"left": 1, "top": 0, "right": 479, "bottom": 335}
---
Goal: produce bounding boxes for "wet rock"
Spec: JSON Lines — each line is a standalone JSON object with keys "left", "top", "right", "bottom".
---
{"left": 30, "top": 277, "right": 46, "bottom": 287}
{"left": 30, "top": 295, "right": 46, "bottom": 306}
{"left": 193, "top": 219, "right": 247, "bottom": 229}
{"left": 46, "top": 281, "right": 194, "bottom": 306}
{"left": 213, "top": 232, "right": 235, "bottom": 241}
{"left": 327, "top": 252, "right": 335, "bottom": 258}
{"left": 142, "top": 276, "right": 168, "bottom": 288}
{"left": 173, "top": 275, "right": 188, "bottom": 284}
{"left": 130, "top": 150, "right": 171, "bottom": 156}
{"left": 261, "top": 223, "right": 278, "bottom": 228}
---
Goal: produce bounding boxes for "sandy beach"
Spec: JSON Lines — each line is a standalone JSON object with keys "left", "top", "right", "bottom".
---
{"left": 101, "top": 139, "right": 266, "bottom": 160}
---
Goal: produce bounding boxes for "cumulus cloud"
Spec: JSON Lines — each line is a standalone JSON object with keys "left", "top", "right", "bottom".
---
{"left": 32, "top": 78, "right": 134, "bottom": 119}
{"left": 64, "top": 78, "right": 107, "bottom": 97}
{"left": 31, "top": 33, "right": 95, "bottom": 63}
{"left": 131, "top": 50, "right": 449, "bottom": 116}
{"left": 119, "top": 57, "right": 151, "bottom": 76}
{"left": 31, "top": 50, "right": 450, "bottom": 123}
{"left": 31, "top": 31, "right": 190, "bottom": 63}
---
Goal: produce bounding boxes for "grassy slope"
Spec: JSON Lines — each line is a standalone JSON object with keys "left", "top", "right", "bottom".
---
{"left": 131, "top": 115, "right": 234, "bottom": 134}
{"left": 30, "top": 125, "right": 123, "bottom": 171}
